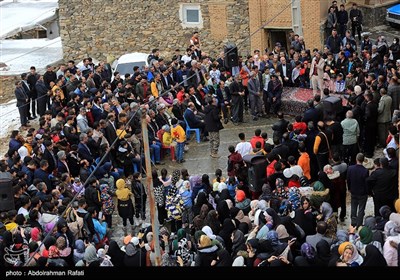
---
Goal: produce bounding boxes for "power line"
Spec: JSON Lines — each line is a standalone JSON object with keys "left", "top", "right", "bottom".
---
{"left": 21, "top": 0, "right": 295, "bottom": 266}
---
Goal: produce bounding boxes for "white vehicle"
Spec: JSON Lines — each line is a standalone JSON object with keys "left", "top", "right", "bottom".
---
{"left": 111, "top": 52, "right": 149, "bottom": 79}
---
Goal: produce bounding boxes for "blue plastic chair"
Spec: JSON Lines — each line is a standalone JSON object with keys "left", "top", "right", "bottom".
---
{"left": 184, "top": 117, "right": 201, "bottom": 143}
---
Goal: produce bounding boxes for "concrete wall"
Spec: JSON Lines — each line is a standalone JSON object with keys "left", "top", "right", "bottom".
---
{"left": 58, "top": 0, "right": 250, "bottom": 61}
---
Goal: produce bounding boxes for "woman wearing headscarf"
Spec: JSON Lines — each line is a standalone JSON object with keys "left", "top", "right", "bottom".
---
{"left": 230, "top": 207, "right": 252, "bottom": 230}
{"left": 99, "top": 183, "right": 115, "bottom": 229}
{"left": 216, "top": 200, "right": 231, "bottom": 225}
{"left": 211, "top": 248, "right": 232, "bottom": 266}
{"left": 205, "top": 210, "right": 221, "bottom": 235}
{"left": 271, "top": 178, "right": 288, "bottom": 202}
{"left": 276, "top": 224, "right": 291, "bottom": 243}
{"left": 294, "top": 242, "right": 317, "bottom": 266}
{"left": 165, "top": 170, "right": 184, "bottom": 233}
{"left": 219, "top": 218, "right": 237, "bottom": 254}
{"left": 318, "top": 202, "right": 337, "bottom": 240}
{"left": 107, "top": 240, "right": 124, "bottom": 267}
{"left": 266, "top": 230, "right": 292, "bottom": 260}
{"left": 310, "top": 180, "right": 330, "bottom": 210}
{"left": 265, "top": 208, "right": 281, "bottom": 229}
{"left": 315, "top": 239, "right": 332, "bottom": 266}
{"left": 73, "top": 239, "right": 85, "bottom": 265}
{"left": 115, "top": 179, "right": 135, "bottom": 233}
{"left": 350, "top": 226, "right": 383, "bottom": 257}
{"left": 55, "top": 218, "right": 74, "bottom": 260}
{"left": 192, "top": 174, "right": 211, "bottom": 202}
{"left": 231, "top": 229, "right": 246, "bottom": 258}
{"left": 376, "top": 205, "right": 392, "bottom": 231}
{"left": 294, "top": 196, "right": 317, "bottom": 237}
{"left": 153, "top": 170, "right": 167, "bottom": 225}
{"left": 193, "top": 191, "right": 213, "bottom": 217}
{"left": 362, "top": 244, "right": 387, "bottom": 266}
{"left": 194, "top": 235, "right": 219, "bottom": 266}
{"left": 192, "top": 205, "right": 209, "bottom": 235}
{"left": 336, "top": 242, "right": 363, "bottom": 266}
{"left": 383, "top": 220, "right": 400, "bottom": 266}
{"left": 364, "top": 215, "right": 384, "bottom": 245}
{"left": 76, "top": 243, "right": 101, "bottom": 266}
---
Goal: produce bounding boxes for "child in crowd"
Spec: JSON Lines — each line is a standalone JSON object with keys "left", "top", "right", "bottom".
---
{"left": 171, "top": 118, "right": 186, "bottom": 163}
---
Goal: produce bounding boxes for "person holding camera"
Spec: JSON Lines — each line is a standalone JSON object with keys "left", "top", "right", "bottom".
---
{"left": 349, "top": 3, "right": 363, "bottom": 41}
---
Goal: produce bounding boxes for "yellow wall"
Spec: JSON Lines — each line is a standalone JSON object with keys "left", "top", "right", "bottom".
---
{"left": 249, "top": 0, "right": 326, "bottom": 52}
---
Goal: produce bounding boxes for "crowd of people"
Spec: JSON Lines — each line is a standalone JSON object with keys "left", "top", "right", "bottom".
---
{"left": 1, "top": 4, "right": 400, "bottom": 266}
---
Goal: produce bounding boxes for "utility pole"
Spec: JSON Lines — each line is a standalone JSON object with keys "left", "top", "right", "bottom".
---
{"left": 141, "top": 107, "right": 162, "bottom": 266}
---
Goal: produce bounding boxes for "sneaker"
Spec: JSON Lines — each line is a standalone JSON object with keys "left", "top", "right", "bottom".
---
{"left": 252, "top": 116, "right": 258, "bottom": 121}
{"left": 210, "top": 153, "right": 221, "bottom": 158}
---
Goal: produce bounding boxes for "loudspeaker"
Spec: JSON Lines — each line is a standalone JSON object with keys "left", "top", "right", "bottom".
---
{"left": 224, "top": 43, "right": 239, "bottom": 69}
{"left": 322, "top": 96, "right": 342, "bottom": 120}
{"left": 0, "top": 179, "right": 14, "bottom": 212}
{"left": 243, "top": 154, "right": 267, "bottom": 193}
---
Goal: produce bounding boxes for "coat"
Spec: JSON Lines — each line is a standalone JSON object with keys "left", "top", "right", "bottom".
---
{"left": 309, "top": 57, "right": 325, "bottom": 79}
{"left": 204, "top": 104, "right": 223, "bottom": 133}
{"left": 377, "top": 95, "right": 392, "bottom": 123}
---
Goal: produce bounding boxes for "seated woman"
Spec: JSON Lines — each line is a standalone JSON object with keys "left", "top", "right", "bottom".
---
{"left": 336, "top": 242, "right": 363, "bottom": 267}
{"left": 309, "top": 181, "right": 330, "bottom": 211}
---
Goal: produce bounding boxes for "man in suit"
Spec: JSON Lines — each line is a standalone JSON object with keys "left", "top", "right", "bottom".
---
{"left": 14, "top": 81, "right": 29, "bottom": 129}
{"left": 184, "top": 102, "right": 207, "bottom": 139}
{"left": 309, "top": 51, "right": 325, "bottom": 96}
{"left": 78, "top": 133, "right": 94, "bottom": 165}
{"left": 91, "top": 96, "right": 103, "bottom": 123}
{"left": 27, "top": 66, "right": 40, "bottom": 118}
{"left": 247, "top": 67, "right": 263, "bottom": 120}
{"left": 277, "top": 57, "right": 293, "bottom": 87}
{"left": 20, "top": 73, "right": 35, "bottom": 120}
{"left": 104, "top": 113, "right": 118, "bottom": 145}
{"left": 42, "top": 140, "right": 57, "bottom": 175}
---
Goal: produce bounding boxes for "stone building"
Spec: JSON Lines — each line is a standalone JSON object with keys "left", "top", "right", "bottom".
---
{"left": 59, "top": 0, "right": 250, "bottom": 61}
{"left": 249, "top": 0, "right": 397, "bottom": 56}
{"left": 58, "top": 0, "right": 397, "bottom": 61}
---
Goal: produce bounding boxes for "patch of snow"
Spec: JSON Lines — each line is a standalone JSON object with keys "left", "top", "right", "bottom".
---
{"left": 0, "top": 99, "right": 21, "bottom": 138}
{"left": 0, "top": 37, "right": 63, "bottom": 75}
{"left": 0, "top": 0, "right": 59, "bottom": 39}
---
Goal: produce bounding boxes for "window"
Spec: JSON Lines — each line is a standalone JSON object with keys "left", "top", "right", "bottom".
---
{"left": 186, "top": 9, "right": 199, "bottom": 23}
{"left": 179, "top": 4, "right": 203, "bottom": 28}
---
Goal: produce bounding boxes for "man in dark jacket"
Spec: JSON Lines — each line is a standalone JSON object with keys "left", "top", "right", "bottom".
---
{"left": 303, "top": 99, "right": 322, "bottom": 127}
{"left": 27, "top": 66, "right": 40, "bottom": 118}
{"left": 14, "top": 81, "right": 29, "bottom": 129}
{"left": 366, "top": 157, "right": 398, "bottom": 216}
{"left": 362, "top": 93, "right": 378, "bottom": 158}
{"left": 337, "top": 4, "right": 348, "bottom": 38}
{"left": 204, "top": 96, "right": 223, "bottom": 158}
{"left": 84, "top": 177, "right": 102, "bottom": 213}
{"left": 349, "top": 3, "right": 363, "bottom": 41}
{"left": 229, "top": 75, "right": 245, "bottom": 123}
{"left": 272, "top": 112, "right": 289, "bottom": 143}
{"left": 346, "top": 153, "right": 369, "bottom": 228}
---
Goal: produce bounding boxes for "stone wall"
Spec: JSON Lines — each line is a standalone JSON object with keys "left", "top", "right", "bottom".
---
{"left": 359, "top": 4, "right": 395, "bottom": 28}
{"left": 0, "top": 76, "right": 19, "bottom": 103}
{"left": 59, "top": 0, "right": 250, "bottom": 61}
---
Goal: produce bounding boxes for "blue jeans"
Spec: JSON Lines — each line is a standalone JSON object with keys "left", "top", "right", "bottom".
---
{"left": 176, "top": 142, "right": 184, "bottom": 161}
{"left": 150, "top": 141, "right": 162, "bottom": 163}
